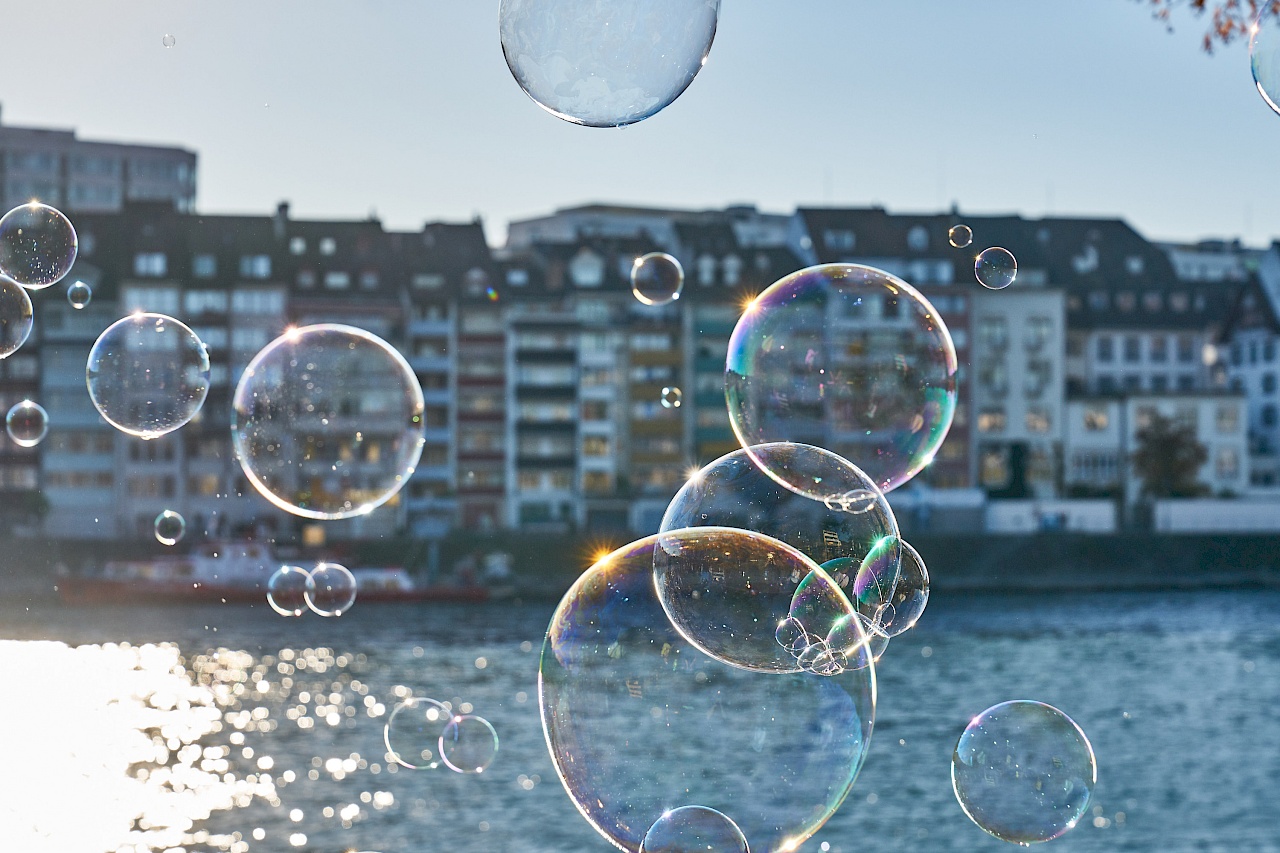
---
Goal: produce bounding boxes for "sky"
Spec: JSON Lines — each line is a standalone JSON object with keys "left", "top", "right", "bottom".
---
{"left": 2, "top": 1, "right": 1277, "bottom": 246}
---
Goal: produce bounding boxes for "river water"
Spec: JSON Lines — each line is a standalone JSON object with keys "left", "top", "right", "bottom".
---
{"left": 1, "top": 587, "right": 1277, "bottom": 852}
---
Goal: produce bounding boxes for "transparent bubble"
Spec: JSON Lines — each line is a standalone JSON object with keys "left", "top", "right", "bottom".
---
{"left": 384, "top": 696, "right": 452, "bottom": 769}
{"left": 153, "top": 510, "right": 186, "bottom": 546}
{"left": 726, "top": 264, "right": 958, "bottom": 494}
{"left": 500, "top": 0, "right": 720, "bottom": 128}
{"left": 975, "top": 247, "right": 1018, "bottom": 290}
{"left": 439, "top": 714, "right": 499, "bottom": 775}
{"left": 641, "top": 806, "right": 749, "bottom": 853}
{"left": 1252, "top": 12, "right": 1280, "bottom": 115}
{"left": 6, "top": 400, "right": 47, "bottom": 447}
{"left": 231, "top": 324, "right": 425, "bottom": 520}
{"left": 632, "top": 252, "right": 685, "bottom": 306}
{"left": 661, "top": 386, "right": 683, "bottom": 409}
{"left": 0, "top": 202, "right": 78, "bottom": 289}
{"left": 661, "top": 443, "right": 901, "bottom": 605}
{"left": 862, "top": 538, "right": 929, "bottom": 638}
{"left": 541, "top": 534, "right": 875, "bottom": 853}
{"left": 86, "top": 313, "right": 211, "bottom": 439}
{"left": 952, "top": 700, "right": 1096, "bottom": 845}
{"left": 305, "top": 562, "right": 357, "bottom": 617}
{"left": 66, "top": 280, "right": 92, "bottom": 309}
{"left": 266, "top": 566, "right": 315, "bottom": 617}
{"left": 789, "top": 569, "right": 875, "bottom": 674}
{"left": 162, "top": 33, "right": 176, "bottom": 48}
{"left": 0, "top": 276, "right": 33, "bottom": 358}
{"left": 948, "top": 224, "right": 973, "bottom": 249}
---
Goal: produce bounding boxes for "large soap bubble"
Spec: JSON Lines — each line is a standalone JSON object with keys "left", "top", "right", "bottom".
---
{"left": 0, "top": 202, "right": 78, "bottom": 289}
{"left": 541, "top": 534, "right": 875, "bottom": 853}
{"left": 726, "top": 264, "right": 957, "bottom": 495}
{"left": 86, "top": 313, "right": 211, "bottom": 439}
{"left": 231, "top": 324, "right": 425, "bottom": 520}
{"left": 952, "top": 700, "right": 1096, "bottom": 845}
{"left": 1253, "top": 11, "right": 1280, "bottom": 115}
{"left": 642, "top": 806, "right": 749, "bottom": 853}
{"left": 499, "top": 0, "right": 721, "bottom": 127}
{"left": 0, "top": 276, "right": 33, "bottom": 358}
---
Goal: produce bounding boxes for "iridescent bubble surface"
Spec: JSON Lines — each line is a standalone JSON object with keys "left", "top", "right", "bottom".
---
{"left": 231, "top": 324, "right": 425, "bottom": 520}
{"left": 152, "top": 510, "right": 186, "bottom": 547}
{"left": 6, "top": 400, "right": 48, "bottom": 447}
{"left": 661, "top": 386, "right": 683, "bottom": 409}
{"left": 499, "top": 0, "right": 721, "bottom": 127}
{"left": 383, "top": 696, "right": 452, "bottom": 769}
{"left": 439, "top": 714, "right": 499, "bottom": 775}
{"left": 86, "top": 313, "right": 211, "bottom": 439}
{"left": 864, "top": 538, "right": 929, "bottom": 638}
{"left": 66, "top": 280, "right": 92, "bottom": 309}
{"left": 0, "top": 276, "right": 33, "bottom": 358}
{"left": 305, "top": 562, "right": 357, "bottom": 617}
{"left": 726, "top": 264, "right": 958, "bottom": 495}
{"left": 948, "top": 224, "right": 973, "bottom": 249}
{"left": 975, "top": 247, "right": 1018, "bottom": 290}
{"left": 641, "top": 806, "right": 749, "bottom": 853}
{"left": 0, "top": 202, "right": 78, "bottom": 289}
{"left": 540, "top": 534, "right": 875, "bottom": 853}
{"left": 1252, "top": 12, "right": 1280, "bottom": 115}
{"left": 266, "top": 566, "right": 314, "bottom": 617}
{"left": 952, "top": 700, "right": 1096, "bottom": 845}
{"left": 632, "top": 252, "right": 685, "bottom": 306}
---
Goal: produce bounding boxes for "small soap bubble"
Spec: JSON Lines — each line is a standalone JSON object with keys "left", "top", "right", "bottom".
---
{"left": 87, "top": 313, "right": 211, "bottom": 439}
{"left": 0, "top": 202, "right": 78, "bottom": 289}
{"left": 632, "top": 252, "right": 685, "bottom": 306}
{"left": 1252, "top": 12, "right": 1280, "bottom": 115}
{"left": 975, "top": 247, "right": 1017, "bottom": 290}
{"left": 162, "top": 34, "right": 176, "bottom": 48}
{"left": 67, "top": 280, "right": 92, "bottom": 309}
{"left": 153, "top": 510, "right": 186, "bottom": 546}
{"left": 867, "top": 539, "right": 929, "bottom": 638}
{"left": 948, "top": 224, "right": 973, "bottom": 249}
{"left": 439, "top": 714, "right": 499, "bottom": 775}
{"left": 384, "top": 696, "right": 452, "bottom": 769}
{"left": 5, "top": 400, "right": 47, "bottom": 447}
{"left": 660, "top": 386, "right": 683, "bottom": 409}
{"left": 0, "top": 277, "right": 33, "bottom": 358}
{"left": 641, "top": 805, "right": 749, "bottom": 853}
{"left": 305, "top": 562, "right": 357, "bottom": 616}
{"left": 267, "top": 566, "right": 314, "bottom": 617}
{"left": 952, "top": 700, "right": 1096, "bottom": 845}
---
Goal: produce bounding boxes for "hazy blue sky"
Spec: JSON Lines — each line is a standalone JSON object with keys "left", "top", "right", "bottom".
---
{"left": 3, "top": 2, "right": 1277, "bottom": 245}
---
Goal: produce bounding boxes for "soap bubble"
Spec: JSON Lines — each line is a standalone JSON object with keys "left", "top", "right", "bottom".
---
{"left": 1252, "top": 12, "right": 1280, "bottom": 115}
{"left": 266, "top": 566, "right": 315, "bottom": 617}
{"left": 305, "top": 562, "right": 357, "bottom": 616}
{"left": 541, "top": 534, "right": 875, "bottom": 853}
{"left": 661, "top": 386, "right": 683, "bottom": 409}
{"left": 948, "top": 224, "right": 973, "bottom": 249}
{"left": 863, "top": 538, "right": 929, "bottom": 638}
{"left": 0, "top": 202, "right": 78, "bottom": 288}
{"left": 153, "top": 510, "right": 186, "bottom": 546}
{"left": 5, "top": 400, "right": 48, "bottom": 447}
{"left": 384, "top": 696, "right": 452, "bottom": 769}
{"left": 86, "top": 313, "right": 211, "bottom": 439}
{"left": 231, "top": 324, "right": 425, "bottom": 520}
{"left": 162, "top": 33, "right": 176, "bottom": 48}
{"left": 632, "top": 252, "right": 685, "bottom": 306}
{"left": 67, "top": 280, "right": 92, "bottom": 309}
{"left": 499, "top": 0, "right": 720, "bottom": 127}
{"left": 439, "top": 714, "right": 499, "bottom": 775}
{"left": 952, "top": 700, "right": 1096, "bottom": 845}
{"left": 726, "top": 264, "right": 958, "bottom": 495}
{"left": 641, "top": 806, "right": 749, "bottom": 853}
{"left": 0, "top": 277, "right": 33, "bottom": 358}
{"left": 975, "top": 247, "right": 1017, "bottom": 290}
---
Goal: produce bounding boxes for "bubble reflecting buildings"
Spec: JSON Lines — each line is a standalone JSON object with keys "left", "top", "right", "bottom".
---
{"left": 541, "top": 533, "right": 875, "bottom": 853}
{"left": 305, "top": 562, "right": 357, "bottom": 617}
{"left": 153, "top": 510, "right": 186, "bottom": 546}
{"left": 952, "top": 700, "right": 1096, "bottom": 845}
{"left": 439, "top": 714, "right": 499, "bottom": 775}
{"left": 6, "top": 400, "right": 48, "bottom": 447}
{"left": 384, "top": 696, "right": 453, "bottom": 769}
{"left": 266, "top": 566, "right": 314, "bottom": 617}
{"left": 86, "top": 313, "right": 211, "bottom": 439}
{"left": 632, "top": 252, "right": 685, "bottom": 306}
{"left": 499, "top": 0, "right": 721, "bottom": 127}
{"left": 1252, "top": 11, "right": 1280, "bottom": 115}
{"left": 0, "top": 202, "right": 78, "bottom": 289}
{"left": 642, "top": 806, "right": 749, "bottom": 853}
{"left": 0, "top": 277, "right": 33, "bottom": 358}
{"left": 231, "top": 324, "right": 425, "bottom": 520}
{"left": 726, "top": 264, "right": 957, "bottom": 495}
{"left": 975, "top": 247, "right": 1018, "bottom": 290}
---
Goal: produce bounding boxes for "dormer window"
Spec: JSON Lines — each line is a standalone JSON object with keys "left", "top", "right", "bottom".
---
{"left": 1126, "top": 255, "right": 1145, "bottom": 275}
{"left": 568, "top": 250, "right": 604, "bottom": 288}
{"left": 906, "top": 226, "right": 928, "bottom": 252}
{"left": 823, "top": 229, "right": 855, "bottom": 251}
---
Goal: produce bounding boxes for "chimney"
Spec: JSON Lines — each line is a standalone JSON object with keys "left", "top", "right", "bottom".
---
{"left": 273, "top": 200, "right": 289, "bottom": 240}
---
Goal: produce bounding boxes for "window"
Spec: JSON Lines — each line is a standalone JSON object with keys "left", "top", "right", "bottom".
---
{"left": 1142, "top": 291, "right": 1162, "bottom": 312}
{"left": 906, "top": 225, "right": 928, "bottom": 251}
{"left": 1084, "top": 407, "right": 1109, "bottom": 431}
{"left": 1026, "top": 408, "right": 1052, "bottom": 433}
{"left": 582, "top": 401, "right": 610, "bottom": 421}
{"left": 1127, "top": 256, "right": 1146, "bottom": 275}
{"left": 582, "top": 436, "right": 610, "bottom": 457}
{"left": 568, "top": 250, "right": 605, "bottom": 287}
{"left": 1150, "top": 336, "right": 1168, "bottom": 363}
{"left": 1177, "top": 335, "right": 1195, "bottom": 363}
{"left": 231, "top": 290, "right": 284, "bottom": 314}
{"left": 1250, "top": 341, "right": 1259, "bottom": 365}
{"left": 239, "top": 255, "right": 272, "bottom": 279}
{"left": 978, "top": 364, "right": 1008, "bottom": 396}
{"left": 1264, "top": 405, "right": 1278, "bottom": 427}
{"left": 231, "top": 328, "right": 270, "bottom": 351}
{"left": 193, "top": 327, "right": 228, "bottom": 348}
{"left": 1097, "top": 337, "right": 1114, "bottom": 362}
{"left": 631, "top": 333, "right": 673, "bottom": 351}
{"left": 977, "top": 408, "right": 1006, "bottom": 433}
{"left": 324, "top": 271, "right": 351, "bottom": 289}
{"left": 1266, "top": 340, "right": 1277, "bottom": 363}
{"left": 1024, "top": 317, "right": 1052, "bottom": 350}
{"left": 191, "top": 254, "right": 216, "bottom": 278}
{"left": 133, "top": 252, "right": 168, "bottom": 277}
{"left": 1088, "top": 291, "right": 1109, "bottom": 311}
{"left": 1025, "top": 360, "right": 1052, "bottom": 397}
{"left": 581, "top": 369, "right": 616, "bottom": 388}
{"left": 1215, "top": 447, "right": 1239, "bottom": 479}
{"left": 1123, "top": 336, "right": 1141, "bottom": 363}
{"left": 978, "top": 317, "right": 1008, "bottom": 350}
{"left": 1177, "top": 374, "right": 1196, "bottom": 391}
{"left": 1151, "top": 374, "right": 1168, "bottom": 392}
{"left": 289, "top": 237, "right": 306, "bottom": 255}
{"left": 981, "top": 449, "right": 1009, "bottom": 488}
{"left": 1216, "top": 405, "right": 1239, "bottom": 433}
{"left": 1115, "top": 292, "right": 1136, "bottom": 311}
{"left": 583, "top": 472, "right": 613, "bottom": 494}
{"left": 319, "top": 237, "right": 337, "bottom": 255}
{"left": 1264, "top": 374, "right": 1277, "bottom": 395}
{"left": 506, "top": 268, "right": 529, "bottom": 287}
{"left": 823, "top": 229, "right": 855, "bottom": 251}
{"left": 185, "top": 290, "right": 228, "bottom": 314}
{"left": 1098, "top": 375, "right": 1117, "bottom": 393}
{"left": 722, "top": 255, "right": 742, "bottom": 285}
{"left": 360, "top": 270, "right": 380, "bottom": 289}
{"left": 1169, "top": 292, "right": 1190, "bottom": 312}
{"left": 297, "top": 269, "right": 316, "bottom": 288}
{"left": 414, "top": 273, "right": 445, "bottom": 290}
{"left": 1123, "top": 375, "right": 1142, "bottom": 391}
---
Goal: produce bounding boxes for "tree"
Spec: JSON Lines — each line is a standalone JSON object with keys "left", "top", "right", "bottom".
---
{"left": 1139, "top": 0, "right": 1280, "bottom": 51}
{"left": 1131, "top": 412, "right": 1209, "bottom": 498}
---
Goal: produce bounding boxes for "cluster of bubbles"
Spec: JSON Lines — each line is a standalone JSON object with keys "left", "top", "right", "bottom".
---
{"left": 1252, "top": 10, "right": 1280, "bottom": 115}
{"left": 384, "top": 696, "right": 499, "bottom": 775}
{"left": 153, "top": 510, "right": 187, "bottom": 546}
{"left": 266, "top": 563, "right": 358, "bottom": 617}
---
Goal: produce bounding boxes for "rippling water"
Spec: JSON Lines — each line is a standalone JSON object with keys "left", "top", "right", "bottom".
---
{"left": 2, "top": 588, "right": 1277, "bottom": 852}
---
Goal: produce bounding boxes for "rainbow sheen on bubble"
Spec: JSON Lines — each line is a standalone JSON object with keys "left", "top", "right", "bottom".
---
{"left": 384, "top": 696, "right": 452, "bottom": 769}
{"left": 439, "top": 714, "right": 499, "bottom": 775}
{"left": 865, "top": 538, "right": 929, "bottom": 638}
{"left": 0, "top": 276, "right": 33, "bottom": 358}
{"left": 1252, "top": 12, "right": 1280, "bottom": 116}
{"left": 952, "top": 700, "right": 1096, "bottom": 845}
{"left": 641, "top": 806, "right": 749, "bottom": 853}
{"left": 975, "top": 247, "right": 1018, "bottom": 290}
{"left": 231, "top": 324, "right": 425, "bottom": 520}
{"left": 5, "top": 399, "right": 47, "bottom": 448}
{"left": 305, "top": 562, "right": 357, "bottom": 617}
{"left": 632, "top": 252, "right": 685, "bottom": 306}
{"left": 266, "top": 566, "right": 314, "bottom": 617}
{"left": 540, "top": 533, "right": 875, "bottom": 853}
{"left": 499, "top": 0, "right": 720, "bottom": 128}
{"left": 0, "top": 202, "right": 78, "bottom": 289}
{"left": 153, "top": 510, "right": 186, "bottom": 546}
{"left": 726, "top": 264, "right": 957, "bottom": 495}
